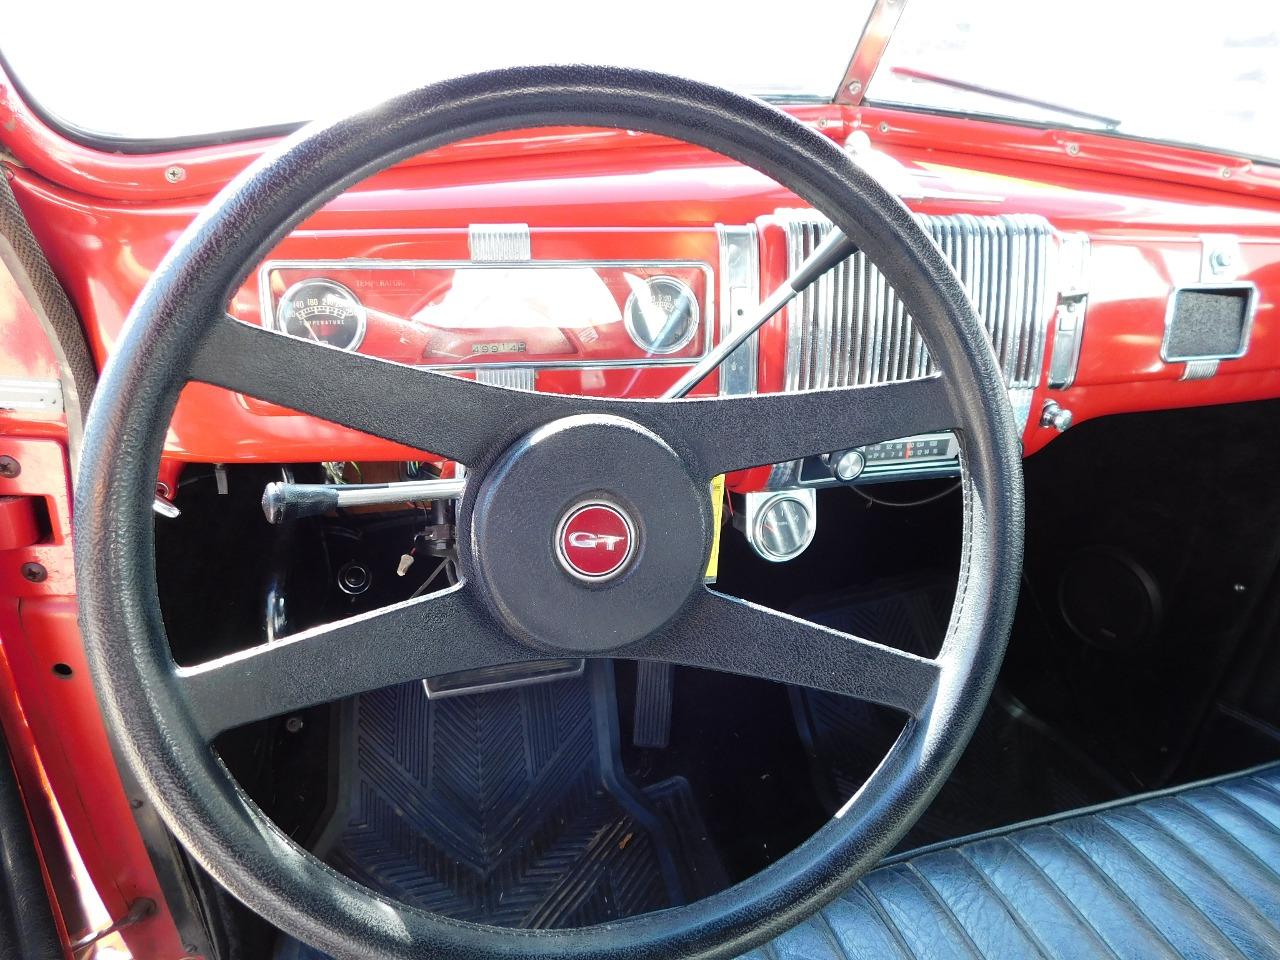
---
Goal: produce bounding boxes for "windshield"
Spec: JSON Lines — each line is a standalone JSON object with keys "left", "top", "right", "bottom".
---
{"left": 868, "top": 0, "right": 1280, "bottom": 163}
{"left": 3, "top": 2, "right": 873, "bottom": 142}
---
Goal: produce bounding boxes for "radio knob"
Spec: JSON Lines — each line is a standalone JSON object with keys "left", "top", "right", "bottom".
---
{"left": 823, "top": 449, "right": 866, "bottom": 481}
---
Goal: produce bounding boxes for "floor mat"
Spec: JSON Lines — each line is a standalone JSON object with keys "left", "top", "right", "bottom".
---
{"left": 788, "top": 575, "right": 1125, "bottom": 853}
{"left": 303, "top": 662, "right": 723, "bottom": 935}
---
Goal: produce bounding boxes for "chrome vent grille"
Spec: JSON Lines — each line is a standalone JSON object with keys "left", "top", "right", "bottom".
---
{"left": 781, "top": 212, "right": 1057, "bottom": 393}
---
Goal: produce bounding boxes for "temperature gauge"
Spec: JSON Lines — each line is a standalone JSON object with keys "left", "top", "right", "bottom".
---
{"left": 275, "top": 278, "right": 367, "bottom": 351}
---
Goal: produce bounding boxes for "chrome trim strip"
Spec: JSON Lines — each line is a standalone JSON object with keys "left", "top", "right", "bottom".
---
{"left": 1046, "top": 233, "right": 1090, "bottom": 389}
{"left": 257, "top": 257, "right": 715, "bottom": 371}
{"left": 0, "top": 377, "right": 63, "bottom": 412}
{"left": 772, "top": 210, "right": 1056, "bottom": 396}
{"left": 475, "top": 368, "right": 536, "bottom": 390}
{"left": 1181, "top": 359, "right": 1220, "bottom": 381}
{"left": 468, "top": 223, "right": 531, "bottom": 262}
{"left": 715, "top": 224, "right": 761, "bottom": 397}
{"left": 1160, "top": 281, "right": 1257, "bottom": 363}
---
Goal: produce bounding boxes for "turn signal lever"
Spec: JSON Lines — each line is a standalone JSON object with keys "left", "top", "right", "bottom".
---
{"left": 261, "top": 477, "right": 466, "bottom": 524}
{"left": 260, "top": 228, "right": 858, "bottom": 521}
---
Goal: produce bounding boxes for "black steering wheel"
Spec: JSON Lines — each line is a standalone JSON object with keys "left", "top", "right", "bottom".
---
{"left": 75, "top": 66, "right": 1023, "bottom": 960}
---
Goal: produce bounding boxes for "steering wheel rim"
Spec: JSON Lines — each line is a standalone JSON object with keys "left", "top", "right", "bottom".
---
{"left": 75, "top": 66, "right": 1023, "bottom": 960}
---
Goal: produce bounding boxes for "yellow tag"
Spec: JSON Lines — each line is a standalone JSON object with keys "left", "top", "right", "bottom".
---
{"left": 704, "top": 474, "right": 726, "bottom": 582}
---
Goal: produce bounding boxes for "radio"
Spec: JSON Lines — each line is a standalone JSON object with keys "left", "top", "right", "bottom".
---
{"left": 798, "top": 432, "right": 960, "bottom": 486}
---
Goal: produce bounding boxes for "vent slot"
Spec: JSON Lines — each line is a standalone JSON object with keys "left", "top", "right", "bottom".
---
{"left": 780, "top": 212, "right": 1058, "bottom": 393}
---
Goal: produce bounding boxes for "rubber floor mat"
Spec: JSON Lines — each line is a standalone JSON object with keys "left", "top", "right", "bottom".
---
{"left": 303, "top": 661, "right": 724, "bottom": 933}
{"left": 788, "top": 575, "right": 1124, "bottom": 853}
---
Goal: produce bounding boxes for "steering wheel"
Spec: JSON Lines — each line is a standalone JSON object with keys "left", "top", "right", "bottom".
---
{"left": 75, "top": 66, "right": 1023, "bottom": 960}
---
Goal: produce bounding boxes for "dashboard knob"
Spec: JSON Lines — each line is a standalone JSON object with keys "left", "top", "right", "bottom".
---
{"left": 1041, "top": 400, "right": 1074, "bottom": 432}
{"left": 822, "top": 449, "right": 866, "bottom": 481}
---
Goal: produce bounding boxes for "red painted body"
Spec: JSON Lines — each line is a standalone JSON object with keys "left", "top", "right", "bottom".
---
{"left": 1, "top": 56, "right": 1280, "bottom": 959}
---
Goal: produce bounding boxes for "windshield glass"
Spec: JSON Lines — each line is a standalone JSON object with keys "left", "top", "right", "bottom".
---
{"left": 3, "top": 2, "right": 872, "bottom": 142}
{"left": 869, "top": 0, "right": 1280, "bottom": 163}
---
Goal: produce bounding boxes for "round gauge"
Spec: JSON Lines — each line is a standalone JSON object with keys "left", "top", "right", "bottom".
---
{"left": 275, "top": 278, "right": 367, "bottom": 351}
{"left": 753, "top": 495, "right": 815, "bottom": 563}
{"left": 623, "top": 276, "right": 699, "bottom": 355}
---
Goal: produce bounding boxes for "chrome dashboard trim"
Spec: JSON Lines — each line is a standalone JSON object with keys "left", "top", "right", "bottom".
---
{"left": 256, "top": 258, "right": 715, "bottom": 371}
{"left": 468, "top": 223, "right": 531, "bottom": 262}
{"left": 766, "top": 210, "right": 1058, "bottom": 490}
{"left": 1180, "top": 359, "right": 1220, "bottom": 381}
{"left": 714, "top": 224, "right": 761, "bottom": 397}
{"left": 475, "top": 368, "right": 537, "bottom": 390}
{"left": 1046, "top": 232, "right": 1090, "bottom": 389}
{"left": 774, "top": 211, "right": 1058, "bottom": 393}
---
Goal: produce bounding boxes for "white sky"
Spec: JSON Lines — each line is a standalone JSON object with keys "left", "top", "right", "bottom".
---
{"left": 872, "top": 0, "right": 1280, "bottom": 161}
{"left": 3, "top": 1, "right": 870, "bottom": 138}
{"left": 5, "top": 0, "right": 1277, "bottom": 161}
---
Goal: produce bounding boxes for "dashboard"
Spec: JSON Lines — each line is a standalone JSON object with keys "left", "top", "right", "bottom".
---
{"left": 7, "top": 110, "right": 1280, "bottom": 562}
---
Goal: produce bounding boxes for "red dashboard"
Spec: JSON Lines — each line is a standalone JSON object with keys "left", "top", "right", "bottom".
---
{"left": 8, "top": 116, "right": 1280, "bottom": 488}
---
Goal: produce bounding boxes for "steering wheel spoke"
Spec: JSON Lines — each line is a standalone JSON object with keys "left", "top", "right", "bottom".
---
{"left": 176, "top": 582, "right": 532, "bottom": 741}
{"left": 624, "top": 588, "right": 941, "bottom": 718}
{"left": 655, "top": 374, "right": 958, "bottom": 479}
{"left": 189, "top": 315, "right": 569, "bottom": 466}
{"left": 191, "top": 316, "right": 957, "bottom": 479}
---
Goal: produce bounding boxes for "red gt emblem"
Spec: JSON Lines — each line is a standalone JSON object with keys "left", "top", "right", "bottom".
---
{"left": 555, "top": 502, "right": 636, "bottom": 581}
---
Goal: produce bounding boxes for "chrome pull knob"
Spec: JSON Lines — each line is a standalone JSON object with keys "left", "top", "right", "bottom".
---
{"left": 1041, "top": 400, "right": 1074, "bottom": 432}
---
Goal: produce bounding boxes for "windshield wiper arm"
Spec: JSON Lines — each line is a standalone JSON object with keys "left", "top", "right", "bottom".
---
{"left": 891, "top": 66, "right": 1121, "bottom": 130}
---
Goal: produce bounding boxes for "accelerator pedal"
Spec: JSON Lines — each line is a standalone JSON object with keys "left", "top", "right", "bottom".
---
{"left": 633, "top": 661, "right": 675, "bottom": 749}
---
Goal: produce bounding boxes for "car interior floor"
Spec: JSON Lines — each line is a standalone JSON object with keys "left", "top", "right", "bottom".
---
{"left": 153, "top": 398, "right": 1280, "bottom": 947}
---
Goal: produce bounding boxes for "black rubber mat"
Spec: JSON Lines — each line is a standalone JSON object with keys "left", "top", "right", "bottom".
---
{"left": 788, "top": 575, "right": 1125, "bottom": 853}
{"left": 302, "top": 662, "right": 723, "bottom": 934}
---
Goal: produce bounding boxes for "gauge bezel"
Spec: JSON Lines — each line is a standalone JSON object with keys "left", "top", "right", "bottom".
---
{"left": 274, "top": 277, "right": 368, "bottom": 352}
{"left": 751, "top": 493, "right": 816, "bottom": 563}
{"left": 622, "top": 274, "right": 701, "bottom": 356}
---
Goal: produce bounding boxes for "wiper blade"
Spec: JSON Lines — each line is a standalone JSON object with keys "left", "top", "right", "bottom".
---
{"left": 891, "top": 66, "right": 1121, "bottom": 130}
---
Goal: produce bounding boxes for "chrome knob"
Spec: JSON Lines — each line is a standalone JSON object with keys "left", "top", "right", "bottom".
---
{"left": 822, "top": 449, "right": 866, "bottom": 481}
{"left": 1041, "top": 400, "right": 1074, "bottom": 432}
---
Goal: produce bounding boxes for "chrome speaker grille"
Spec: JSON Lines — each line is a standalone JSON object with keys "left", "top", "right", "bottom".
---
{"left": 780, "top": 212, "right": 1057, "bottom": 394}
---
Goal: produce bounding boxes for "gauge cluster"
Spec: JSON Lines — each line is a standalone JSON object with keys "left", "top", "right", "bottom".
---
{"left": 259, "top": 260, "right": 713, "bottom": 371}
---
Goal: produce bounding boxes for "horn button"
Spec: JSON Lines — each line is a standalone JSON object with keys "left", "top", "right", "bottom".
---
{"left": 466, "top": 415, "right": 712, "bottom": 653}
